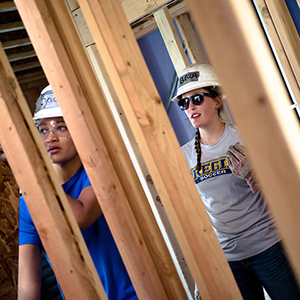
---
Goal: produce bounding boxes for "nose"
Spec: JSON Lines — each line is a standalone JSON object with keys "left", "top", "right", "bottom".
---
{"left": 188, "top": 100, "right": 197, "bottom": 110}
{"left": 46, "top": 129, "right": 58, "bottom": 142}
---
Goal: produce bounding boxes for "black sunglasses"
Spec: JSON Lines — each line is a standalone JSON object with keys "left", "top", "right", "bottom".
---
{"left": 178, "top": 92, "right": 216, "bottom": 111}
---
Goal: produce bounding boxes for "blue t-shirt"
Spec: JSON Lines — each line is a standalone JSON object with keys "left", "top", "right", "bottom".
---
{"left": 19, "top": 165, "right": 138, "bottom": 300}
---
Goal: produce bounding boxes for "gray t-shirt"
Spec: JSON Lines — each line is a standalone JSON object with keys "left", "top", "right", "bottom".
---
{"left": 181, "top": 123, "right": 280, "bottom": 261}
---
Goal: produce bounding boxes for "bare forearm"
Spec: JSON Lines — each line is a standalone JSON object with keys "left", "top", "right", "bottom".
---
{"left": 18, "top": 244, "right": 41, "bottom": 300}
{"left": 65, "top": 188, "right": 102, "bottom": 230}
{"left": 18, "top": 285, "right": 40, "bottom": 300}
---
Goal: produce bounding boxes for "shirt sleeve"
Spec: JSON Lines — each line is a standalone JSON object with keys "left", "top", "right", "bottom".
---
{"left": 19, "top": 196, "right": 41, "bottom": 246}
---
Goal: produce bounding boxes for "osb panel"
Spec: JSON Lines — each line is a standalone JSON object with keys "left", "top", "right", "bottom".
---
{"left": 0, "top": 159, "right": 19, "bottom": 300}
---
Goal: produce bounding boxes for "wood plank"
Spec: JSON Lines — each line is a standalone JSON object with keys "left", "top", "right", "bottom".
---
{"left": 121, "top": 0, "right": 175, "bottom": 24}
{"left": 15, "top": 69, "right": 45, "bottom": 81}
{"left": 0, "top": 1, "right": 17, "bottom": 12}
{"left": 78, "top": 0, "right": 242, "bottom": 299}
{"left": 67, "top": 0, "right": 180, "bottom": 24}
{"left": 175, "top": 13, "right": 208, "bottom": 64}
{"left": 48, "top": 1, "right": 185, "bottom": 298}
{"left": 2, "top": 38, "right": 32, "bottom": 50}
{"left": 133, "top": 1, "right": 188, "bottom": 39}
{"left": 0, "top": 42, "right": 106, "bottom": 300}
{"left": 263, "top": 0, "right": 300, "bottom": 85}
{"left": 19, "top": 79, "right": 48, "bottom": 91}
{"left": 12, "top": 61, "right": 41, "bottom": 72}
{"left": 154, "top": 7, "right": 189, "bottom": 75}
{"left": 68, "top": 5, "right": 192, "bottom": 298}
{"left": 15, "top": 0, "right": 171, "bottom": 298}
{"left": 256, "top": 0, "right": 300, "bottom": 109}
{"left": 85, "top": 44, "right": 192, "bottom": 299}
{"left": 0, "top": 21, "right": 24, "bottom": 33}
{"left": 187, "top": 0, "right": 300, "bottom": 282}
{"left": 7, "top": 49, "right": 36, "bottom": 62}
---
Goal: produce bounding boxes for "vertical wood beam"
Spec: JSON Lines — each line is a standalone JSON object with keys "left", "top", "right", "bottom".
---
{"left": 69, "top": 5, "right": 193, "bottom": 298}
{"left": 0, "top": 42, "right": 106, "bottom": 300}
{"left": 154, "top": 7, "right": 190, "bottom": 75}
{"left": 254, "top": 0, "right": 300, "bottom": 109}
{"left": 187, "top": 0, "right": 300, "bottom": 282}
{"left": 50, "top": 0, "right": 189, "bottom": 298}
{"left": 78, "top": 0, "right": 242, "bottom": 299}
{"left": 59, "top": 1, "right": 189, "bottom": 298}
{"left": 14, "top": 0, "right": 171, "bottom": 299}
{"left": 175, "top": 13, "right": 208, "bottom": 64}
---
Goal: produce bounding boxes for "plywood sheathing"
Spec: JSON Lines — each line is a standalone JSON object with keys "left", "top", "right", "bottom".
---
{"left": 0, "top": 159, "right": 19, "bottom": 300}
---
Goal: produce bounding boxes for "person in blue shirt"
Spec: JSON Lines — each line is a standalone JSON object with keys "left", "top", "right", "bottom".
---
{"left": 18, "top": 85, "right": 138, "bottom": 300}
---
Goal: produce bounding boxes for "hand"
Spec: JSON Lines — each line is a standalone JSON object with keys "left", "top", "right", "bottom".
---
{"left": 226, "top": 142, "right": 259, "bottom": 194}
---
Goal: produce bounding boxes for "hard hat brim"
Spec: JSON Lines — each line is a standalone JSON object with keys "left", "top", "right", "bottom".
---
{"left": 33, "top": 107, "right": 63, "bottom": 121}
{"left": 171, "top": 79, "right": 220, "bottom": 102}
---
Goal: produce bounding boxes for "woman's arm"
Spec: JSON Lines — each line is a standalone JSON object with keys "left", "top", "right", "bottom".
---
{"left": 18, "top": 244, "right": 41, "bottom": 300}
{"left": 66, "top": 185, "right": 102, "bottom": 231}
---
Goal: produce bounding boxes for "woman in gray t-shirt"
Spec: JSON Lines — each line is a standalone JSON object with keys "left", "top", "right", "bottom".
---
{"left": 172, "top": 63, "right": 300, "bottom": 300}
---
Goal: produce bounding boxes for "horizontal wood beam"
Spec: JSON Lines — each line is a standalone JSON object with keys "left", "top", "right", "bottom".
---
{"left": 133, "top": 1, "right": 188, "bottom": 39}
{"left": 7, "top": 49, "right": 36, "bottom": 62}
{"left": 19, "top": 78, "right": 48, "bottom": 91}
{"left": 68, "top": 0, "right": 181, "bottom": 24}
{"left": 121, "top": 0, "right": 176, "bottom": 24}
{"left": 0, "top": 21, "right": 24, "bottom": 33}
{"left": 2, "top": 37, "right": 32, "bottom": 50}
{"left": 0, "top": 1, "right": 17, "bottom": 12}
{"left": 12, "top": 60, "right": 41, "bottom": 72}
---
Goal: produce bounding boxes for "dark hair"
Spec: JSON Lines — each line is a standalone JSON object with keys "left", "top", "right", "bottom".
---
{"left": 194, "top": 86, "right": 221, "bottom": 172}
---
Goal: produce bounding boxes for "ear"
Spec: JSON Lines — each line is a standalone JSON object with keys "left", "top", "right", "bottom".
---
{"left": 214, "top": 95, "right": 223, "bottom": 109}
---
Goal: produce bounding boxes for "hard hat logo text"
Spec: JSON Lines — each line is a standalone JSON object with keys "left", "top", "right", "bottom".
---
{"left": 179, "top": 71, "right": 200, "bottom": 87}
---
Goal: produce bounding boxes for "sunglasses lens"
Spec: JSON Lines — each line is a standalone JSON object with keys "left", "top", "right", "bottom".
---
{"left": 178, "top": 98, "right": 189, "bottom": 110}
{"left": 177, "top": 93, "right": 206, "bottom": 110}
{"left": 192, "top": 93, "right": 205, "bottom": 105}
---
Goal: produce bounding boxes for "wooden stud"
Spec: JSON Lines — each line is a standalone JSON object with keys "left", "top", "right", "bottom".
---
{"left": 0, "top": 42, "right": 106, "bottom": 300}
{"left": 78, "top": 0, "right": 242, "bottom": 299}
{"left": 175, "top": 13, "right": 208, "bottom": 64}
{"left": 187, "top": 0, "right": 300, "bottom": 282}
{"left": 154, "top": 7, "right": 190, "bottom": 75}
{"left": 14, "top": 0, "right": 172, "bottom": 298}
{"left": 255, "top": 0, "right": 300, "bottom": 109}
{"left": 69, "top": 5, "right": 193, "bottom": 297}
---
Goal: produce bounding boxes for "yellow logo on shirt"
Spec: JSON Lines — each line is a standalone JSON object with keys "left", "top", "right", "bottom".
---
{"left": 191, "top": 156, "right": 231, "bottom": 184}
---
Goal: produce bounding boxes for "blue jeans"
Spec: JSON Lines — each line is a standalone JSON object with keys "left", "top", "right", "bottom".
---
{"left": 229, "top": 242, "right": 300, "bottom": 300}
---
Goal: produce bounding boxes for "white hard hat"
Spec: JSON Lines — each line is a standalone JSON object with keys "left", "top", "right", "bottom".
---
{"left": 172, "top": 64, "right": 220, "bottom": 102}
{"left": 33, "top": 85, "right": 63, "bottom": 121}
